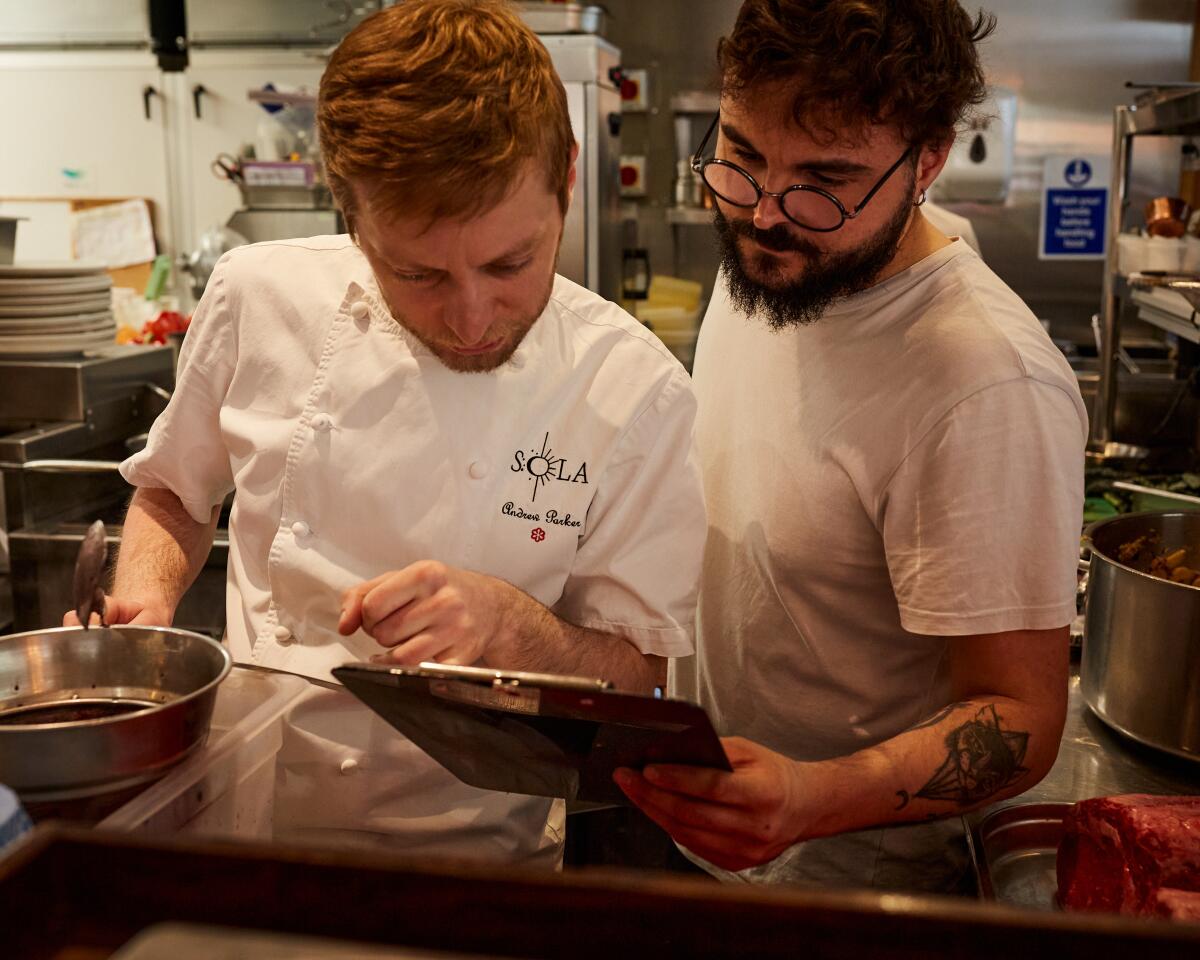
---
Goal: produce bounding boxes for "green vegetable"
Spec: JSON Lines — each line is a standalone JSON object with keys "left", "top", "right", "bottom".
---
{"left": 1084, "top": 497, "right": 1119, "bottom": 523}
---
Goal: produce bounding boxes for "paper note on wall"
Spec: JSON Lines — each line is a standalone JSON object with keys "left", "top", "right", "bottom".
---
{"left": 71, "top": 199, "right": 157, "bottom": 269}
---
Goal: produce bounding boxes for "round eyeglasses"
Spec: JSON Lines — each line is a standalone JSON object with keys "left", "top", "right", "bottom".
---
{"left": 691, "top": 115, "right": 913, "bottom": 233}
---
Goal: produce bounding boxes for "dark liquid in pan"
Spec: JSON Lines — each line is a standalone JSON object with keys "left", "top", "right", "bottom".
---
{"left": 0, "top": 700, "right": 155, "bottom": 725}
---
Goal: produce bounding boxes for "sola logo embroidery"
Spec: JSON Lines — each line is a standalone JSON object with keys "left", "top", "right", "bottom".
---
{"left": 511, "top": 432, "right": 589, "bottom": 502}
{"left": 531, "top": 528, "right": 546, "bottom": 543}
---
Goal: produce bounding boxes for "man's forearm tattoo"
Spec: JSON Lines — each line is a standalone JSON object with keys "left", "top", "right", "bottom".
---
{"left": 895, "top": 704, "right": 1029, "bottom": 810}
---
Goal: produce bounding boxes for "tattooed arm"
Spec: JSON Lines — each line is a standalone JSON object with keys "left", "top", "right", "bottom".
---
{"left": 614, "top": 626, "right": 1069, "bottom": 872}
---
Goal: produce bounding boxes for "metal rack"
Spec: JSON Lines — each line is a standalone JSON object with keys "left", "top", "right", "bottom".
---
{"left": 1094, "top": 86, "right": 1200, "bottom": 448}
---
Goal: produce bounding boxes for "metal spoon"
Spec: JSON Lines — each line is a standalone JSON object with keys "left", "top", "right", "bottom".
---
{"left": 72, "top": 520, "right": 108, "bottom": 629}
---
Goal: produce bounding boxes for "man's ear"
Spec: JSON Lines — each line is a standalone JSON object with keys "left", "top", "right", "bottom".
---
{"left": 916, "top": 139, "right": 954, "bottom": 198}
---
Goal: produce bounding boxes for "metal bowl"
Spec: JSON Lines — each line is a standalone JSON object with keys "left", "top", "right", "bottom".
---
{"left": 517, "top": 2, "right": 606, "bottom": 35}
{"left": 0, "top": 626, "right": 231, "bottom": 802}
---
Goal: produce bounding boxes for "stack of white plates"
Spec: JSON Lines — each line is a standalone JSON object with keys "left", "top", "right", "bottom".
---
{"left": 0, "top": 263, "right": 115, "bottom": 356}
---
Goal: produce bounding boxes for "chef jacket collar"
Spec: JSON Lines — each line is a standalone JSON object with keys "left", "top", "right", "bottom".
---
{"left": 343, "top": 276, "right": 433, "bottom": 358}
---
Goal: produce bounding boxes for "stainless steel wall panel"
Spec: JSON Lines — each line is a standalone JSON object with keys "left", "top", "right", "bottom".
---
{"left": 0, "top": 1, "right": 148, "bottom": 48}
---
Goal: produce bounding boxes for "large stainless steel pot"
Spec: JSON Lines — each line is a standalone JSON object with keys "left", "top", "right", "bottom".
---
{"left": 0, "top": 626, "right": 231, "bottom": 802}
{"left": 1081, "top": 511, "right": 1200, "bottom": 761}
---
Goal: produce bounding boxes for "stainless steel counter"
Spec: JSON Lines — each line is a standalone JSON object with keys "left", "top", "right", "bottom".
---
{"left": 965, "top": 665, "right": 1200, "bottom": 850}
{"left": 1002, "top": 670, "right": 1200, "bottom": 806}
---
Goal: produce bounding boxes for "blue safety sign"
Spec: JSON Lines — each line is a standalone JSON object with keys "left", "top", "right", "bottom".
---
{"left": 1040, "top": 155, "right": 1109, "bottom": 260}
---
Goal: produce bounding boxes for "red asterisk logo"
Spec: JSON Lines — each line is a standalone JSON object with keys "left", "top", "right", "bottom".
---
{"left": 530, "top": 528, "right": 546, "bottom": 543}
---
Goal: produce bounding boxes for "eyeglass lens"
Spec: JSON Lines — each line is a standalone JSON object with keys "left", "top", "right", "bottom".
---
{"left": 701, "top": 163, "right": 845, "bottom": 231}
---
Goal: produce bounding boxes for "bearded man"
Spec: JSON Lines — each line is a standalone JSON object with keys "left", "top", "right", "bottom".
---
{"left": 616, "top": 0, "right": 1087, "bottom": 894}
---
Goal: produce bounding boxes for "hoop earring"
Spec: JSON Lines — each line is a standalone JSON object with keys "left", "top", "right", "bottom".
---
{"left": 914, "top": 190, "right": 927, "bottom": 207}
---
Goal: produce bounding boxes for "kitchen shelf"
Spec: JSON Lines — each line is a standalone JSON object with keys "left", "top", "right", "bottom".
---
{"left": 1093, "top": 85, "right": 1200, "bottom": 448}
{"left": 246, "top": 87, "right": 316, "bottom": 108}
{"left": 1126, "top": 85, "right": 1200, "bottom": 136}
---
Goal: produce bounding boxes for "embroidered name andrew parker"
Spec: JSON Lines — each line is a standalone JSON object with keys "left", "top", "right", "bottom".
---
{"left": 502, "top": 502, "right": 582, "bottom": 528}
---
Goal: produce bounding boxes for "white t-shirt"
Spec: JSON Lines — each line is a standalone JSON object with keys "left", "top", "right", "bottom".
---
{"left": 122, "top": 235, "right": 706, "bottom": 864}
{"left": 670, "top": 240, "right": 1087, "bottom": 891}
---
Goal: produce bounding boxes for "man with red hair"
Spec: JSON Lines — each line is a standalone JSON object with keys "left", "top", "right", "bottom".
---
{"left": 80, "top": 0, "right": 704, "bottom": 865}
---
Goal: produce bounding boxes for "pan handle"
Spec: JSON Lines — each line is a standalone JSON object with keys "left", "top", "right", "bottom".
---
{"left": 143, "top": 382, "right": 173, "bottom": 404}
{"left": 1077, "top": 532, "right": 1095, "bottom": 575}
{"left": 19, "top": 459, "right": 123, "bottom": 474}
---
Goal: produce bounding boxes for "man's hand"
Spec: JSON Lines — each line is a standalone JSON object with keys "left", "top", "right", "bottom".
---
{"left": 338, "top": 560, "right": 511, "bottom": 666}
{"left": 63, "top": 596, "right": 173, "bottom": 628}
{"left": 614, "top": 737, "right": 808, "bottom": 872}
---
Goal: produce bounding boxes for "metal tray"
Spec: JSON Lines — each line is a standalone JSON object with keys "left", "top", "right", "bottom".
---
{"left": 518, "top": 2, "right": 606, "bottom": 35}
{"left": 968, "top": 802, "right": 1072, "bottom": 910}
{"left": 1129, "top": 271, "right": 1200, "bottom": 311}
{"left": 236, "top": 182, "right": 332, "bottom": 210}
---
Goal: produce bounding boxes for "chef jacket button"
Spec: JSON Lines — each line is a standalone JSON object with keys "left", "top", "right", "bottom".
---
{"left": 508, "top": 352, "right": 526, "bottom": 370}
{"left": 339, "top": 758, "right": 360, "bottom": 776}
{"left": 311, "top": 413, "right": 334, "bottom": 433}
{"left": 291, "top": 520, "right": 311, "bottom": 539}
{"left": 468, "top": 460, "right": 489, "bottom": 479}
{"left": 349, "top": 300, "right": 370, "bottom": 323}
{"left": 273, "top": 625, "right": 293, "bottom": 644}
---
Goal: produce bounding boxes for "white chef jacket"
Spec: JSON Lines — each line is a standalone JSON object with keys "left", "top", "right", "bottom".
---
{"left": 121, "top": 235, "right": 705, "bottom": 864}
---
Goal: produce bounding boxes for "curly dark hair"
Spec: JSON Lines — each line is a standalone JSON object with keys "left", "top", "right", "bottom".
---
{"left": 718, "top": 0, "right": 996, "bottom": 147}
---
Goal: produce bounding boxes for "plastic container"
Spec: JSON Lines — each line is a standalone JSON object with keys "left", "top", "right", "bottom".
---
{"left": 1184, "top": 235, "right": 1200, "bottom": 275}
{"left": 100, "top": 667, "right": 307, "bottom": 839}
{"left": 1116, "top": 232, "right": 1186, "bottom": 275}
{"left": 1115, "top": 232, "right": 1140, "bottom": 275}
{"left": 1150, "top": 236, "right": 1187, "bottom": 272}
{"left": 646, "top": 275, "right": 702, "bottom": 311}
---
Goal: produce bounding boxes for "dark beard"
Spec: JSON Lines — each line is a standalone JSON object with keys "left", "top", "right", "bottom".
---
{"left": 714, "top": 192, "right": 915, "bottom": 329}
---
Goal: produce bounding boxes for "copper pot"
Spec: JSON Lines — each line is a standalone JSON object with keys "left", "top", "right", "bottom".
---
{"left": 1145, "top": 196, "right": 1190, "bottom": 238}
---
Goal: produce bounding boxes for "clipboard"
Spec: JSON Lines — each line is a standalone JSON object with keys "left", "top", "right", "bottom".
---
{"left": 331, "top": 662, "right": 731, "bottom": 806}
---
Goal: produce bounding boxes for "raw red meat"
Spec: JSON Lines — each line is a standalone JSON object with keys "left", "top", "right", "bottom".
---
{"left": 1057, "top": 794, "right": 1200, "bottom": 919}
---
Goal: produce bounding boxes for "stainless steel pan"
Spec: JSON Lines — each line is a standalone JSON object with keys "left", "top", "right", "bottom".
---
{"left": 0, "top": 625, "right": 231, "bottom": 802}
{"left": 1081, "top": 511, "right": 1200, "bottom": 762}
